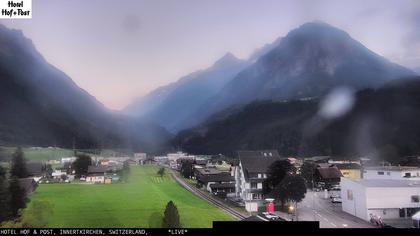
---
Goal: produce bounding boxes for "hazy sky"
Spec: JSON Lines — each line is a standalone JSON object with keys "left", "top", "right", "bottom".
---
{"left": 1, "top": 0, "right": 419, "bottom": 109}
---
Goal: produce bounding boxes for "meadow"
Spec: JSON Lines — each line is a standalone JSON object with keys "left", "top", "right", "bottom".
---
{"left": 24, "top": 165, "right": 234, "bottom": 227}
{"left": 0, "top": 147, "right": 74, "bottom": 162}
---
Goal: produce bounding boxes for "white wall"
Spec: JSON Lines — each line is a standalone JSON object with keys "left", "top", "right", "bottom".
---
{"left": 341, "top": 178, "right": 368, "bottom": 220}
{"left": 341, "top": 177, "right": 420, "bottom": 221}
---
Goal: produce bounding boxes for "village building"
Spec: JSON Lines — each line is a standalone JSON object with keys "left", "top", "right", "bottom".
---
{"left": 86, "top": 166, "right": 108, "bottom": 184}
{"left": 314, "top": 163, "right": 343, "bottom": 186}
{"left": 195, "top": 168, "right": 235, "bottom": 196}
{"left": 362, "top": 166, "right": 420, "bottom": 180}
{"left": 134, "top": 153, "right": 147, "bottom": 165}
{"left": 234, "top": 150, "right": 284, "bottom": 212}
{"left": 335, "top": 163, "right": 362, "bottom": 179}
{"left": 341, "top": 177, "right": 420, "bottom": 222}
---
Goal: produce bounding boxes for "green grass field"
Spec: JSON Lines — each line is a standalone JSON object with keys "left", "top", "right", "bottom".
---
{"left": 0, "top": 147, "right": 74, "bottom": 162}
{"left": 25, "top": 165, "right": 234, "bottom": 228}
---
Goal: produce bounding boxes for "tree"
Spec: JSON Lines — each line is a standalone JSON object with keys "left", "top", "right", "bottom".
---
{"left": 180, "top": 160, "right": 193, "bottom": 178}
{"left": 8, "top": 176, "right": 27, "bottom": 218}
{"left": 268, "top": 175, "right": 307, "bottom": 213}
{"left": 162, "top": 201, "right": 181, "bottom": 228}
{"left": 73, "top": 154, "right": 92, "bottom": 177}
{"left": 10, "top": 147, "right": 28, "bottom": 178}
{"left": 300, "top": 162, "right": 317, "bottom": 188}
{"left": 157, "top": 167, "right": 165, "bottom": 177}
{"left": 279, "top": 175, "right": 307, "bottom": 203}
{"left": 264, "top": 160, "right": 296, "bottom": 193}
{"left": 0, "top": 166, "right": 9, "bottom": 222}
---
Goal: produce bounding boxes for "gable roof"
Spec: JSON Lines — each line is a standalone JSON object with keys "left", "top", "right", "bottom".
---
{"left": 316, "top": 164, "right": 342, "bottom": 180}
{"left": 87, "top": 165, "right": 108, "bottom": 174}
{"left": 238, "top": 150, "right": 283, "bottom": 174}
{"left": 196, "top": 168, "right": 221, "bottom": 176}
{"left": 198, "top": 173, "right": 234, "bottom": 183}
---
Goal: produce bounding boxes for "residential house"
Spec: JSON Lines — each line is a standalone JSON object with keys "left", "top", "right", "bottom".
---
{"left": 335, "top": 163, "right": 362, "bottom": 179}
{"left": 195, "top": 168, "right": 235, "bottom": 196}
{"left": 86, "top": 165, "right": 108, "bottom": 183}
{"left": 61, "top": 157, "right": 76, "bottom": 165}
{"left": 234, "top": 150, "right": 284, "bottom": 212}
{"left": 134, "top": 153, "right": 147, "bottom": 165}
{"left": 314, "top": 163, "right": 343, "bottom": 186}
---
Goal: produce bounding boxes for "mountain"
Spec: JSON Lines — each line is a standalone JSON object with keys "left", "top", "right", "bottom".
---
{"left": 174, "top": 77, "right": 420, "bottom": 162}
{"left": 124, "top": 52, "right": 249, "bottom": 132}
{"left": 0, "top": 24, "right": 171, "bottom": 152}
{"left": 182, "top": 22, "right": 416, "bottom": 130}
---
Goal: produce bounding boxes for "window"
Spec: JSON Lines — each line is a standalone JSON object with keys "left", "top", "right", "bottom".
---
{"left": 411, "top": 195, "right": 420, "bottom": 203}
{"left": 377, "top": 171, "right": 384, "bottom": 175}
{"left": 251, "top": 182, "right": 257, "bottom": 189}
{"left": 404, "top": 173, "right": 412, "bottom": 178}
{"left": 258, "top": 173, "right": 262, "bottom": 178}
{"left": 347, "top": 190, "right": 353, "bottom": 200}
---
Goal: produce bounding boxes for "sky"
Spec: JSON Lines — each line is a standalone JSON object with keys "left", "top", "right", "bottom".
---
{"left": 1, "top": 0, "right": 420, "bottom": 110}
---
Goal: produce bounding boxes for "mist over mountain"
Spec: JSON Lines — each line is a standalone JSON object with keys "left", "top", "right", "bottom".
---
{"left": 124, "top": 52, "right": 250, "bottom": 132}
{"left": 174, "top": 77, "right": 420, "bottom": 162}
{"left": 0, "top": 24, "right": 171, "bottom": 152}
{"left": 182, "top": 22, "right": 416, "bottom": 130}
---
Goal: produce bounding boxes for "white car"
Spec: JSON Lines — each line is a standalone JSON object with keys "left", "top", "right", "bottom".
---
{"left": 262, "top": 212, "right": 280, "bottom": 220}
{"left": 331, "top": 197, "right": 342, "bottom": 203}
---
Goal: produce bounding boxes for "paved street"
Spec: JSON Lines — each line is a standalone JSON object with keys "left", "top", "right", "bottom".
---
{"left": 293, "top": 190, "right": 373, "bottom": 228}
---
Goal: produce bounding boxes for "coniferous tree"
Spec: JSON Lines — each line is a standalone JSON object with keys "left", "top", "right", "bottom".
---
{"left": 162, "top": 201, "right": 181, "bottom": 228}
{"left": 180, "top": 161, "right": 193, "bottom": 178}
{"left": 8, "top": 176, "right": 27, "bottom": 218}
{"left": 10, "top": 147, "right": 28, "bottom": 178}
{"left": 0, "top": 166, "right": 9, "bottom": 222}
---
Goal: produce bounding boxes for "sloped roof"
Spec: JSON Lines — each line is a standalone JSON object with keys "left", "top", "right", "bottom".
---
{"left": 196, "top": 168, "right": 221, "bottom": 176}
{"left": 316, "top": 165, "right": 342, "bottom": 179}
{"left": 87, "top": 165, "right": 108, "bottom": 174}
{"left": 198, "top": 173, "right": 233, "bottom": 183}
{"left": 238, "top": 150, "right": 283, "bottom": 174}
{"left": 209, "top": 182, "right": 235, "bottom": 189}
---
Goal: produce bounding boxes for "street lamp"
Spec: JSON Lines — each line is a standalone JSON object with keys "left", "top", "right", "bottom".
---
{"left": 288, "top": 205, "right": 295, "bottom": 221}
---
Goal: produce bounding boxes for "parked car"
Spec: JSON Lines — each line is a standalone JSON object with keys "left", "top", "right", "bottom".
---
{"left": 331, "top": 197, "right": 342, "bottom": 203}
{"left": 330, "top": 193, "right": 340, "bottom": 199}
{"left": 262, "top": 212, "right": 280, "bottom": 220}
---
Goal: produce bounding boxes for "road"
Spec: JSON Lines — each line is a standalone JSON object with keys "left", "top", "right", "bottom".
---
{"left": 169, "top": 169, "right": 247, "bottom": 221}
{"left": 296, "top": 190, "right": 373, "bottom": 228}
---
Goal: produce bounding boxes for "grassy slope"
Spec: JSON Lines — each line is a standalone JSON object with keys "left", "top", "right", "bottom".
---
{"left": 26, "top": 165, "right": 233, "bottom": 227}
{"left": 0, "top": 147, "right": 74, "bottom": 162}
